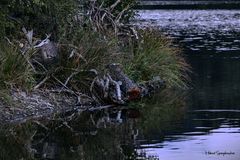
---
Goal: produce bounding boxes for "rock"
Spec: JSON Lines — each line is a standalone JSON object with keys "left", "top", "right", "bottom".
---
{"left": 32, "top": 40, "right": 59, "bottom": 70}
{"left": 92, "top": 64, "right": 165, "bottom": 104}
{"left": 40, "top": 41, "right": 59, "bottom": 66}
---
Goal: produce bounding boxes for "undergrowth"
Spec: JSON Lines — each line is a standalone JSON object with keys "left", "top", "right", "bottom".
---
{"left": 123, "top": 29, "right": 189, "bottom": 88}
{"left": 0, "top": 0, "right": 189, "bottom": 98}
{"left": 0, "top": 41, "right": 35, "bottom": 89}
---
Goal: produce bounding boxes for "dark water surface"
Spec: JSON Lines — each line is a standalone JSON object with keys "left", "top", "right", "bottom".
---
{"left": 134, "top": 10, "right": 240, "bottom": 160}
{"left": 1, "top": 10, "right": 240, "bottom": 160}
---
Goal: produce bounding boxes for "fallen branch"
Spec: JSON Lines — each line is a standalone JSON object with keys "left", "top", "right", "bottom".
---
{"left": 34, "top": 76, "right": 50, "bottom": 90}
{"left": 89, "top": 63, "right": 165, "bottom": 105}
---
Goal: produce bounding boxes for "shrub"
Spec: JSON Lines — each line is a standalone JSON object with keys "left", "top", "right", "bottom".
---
{"left": 0, "top": 1, "right": 189, "bottom": 91}
{"left": 0, "top": 0, "right": 136, "bottom": 39}
{"left": 123, "top": 29, "right": 189, "bottom": 88}
{"left": 47, "top": 28, "right": 119, "bottom": 92}
{"left": 0, "top": 0, "right": 79, "bottom": 39}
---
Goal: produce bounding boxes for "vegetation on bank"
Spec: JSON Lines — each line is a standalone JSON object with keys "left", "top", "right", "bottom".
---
{"left": 0, "top": 0, "right": 189, "bottom": 104}
{"left": 122, "top": 29, "right": 189, "bottom": 88}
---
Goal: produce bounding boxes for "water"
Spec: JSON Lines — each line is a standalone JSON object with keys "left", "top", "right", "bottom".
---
{"left": 1, "top": 9, "right": 240, "bottom": 160}
{"left": 136, "top": 10, "right": 240, "bottom": 52}
{"left": 135, "top": 10, "right": 240, "bottom": 160}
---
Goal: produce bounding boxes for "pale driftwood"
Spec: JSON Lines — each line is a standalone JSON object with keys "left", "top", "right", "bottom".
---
{"left": 107, "top": 74, "right": 125, "bottom": 104}
{"left": 106, "top": 63, "right": 137, "bottom": 96}
{"left": 91, "top": 74, "right": 124, "bottom": 105}
{"left": 22, "top": 27, "right": 33, "bottom": 46}
{"left": 90, "top": 63, "right": 165, "bottom": 105}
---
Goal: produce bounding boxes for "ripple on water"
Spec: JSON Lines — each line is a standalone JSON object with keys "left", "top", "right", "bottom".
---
{"left": 192, "top": 109, "right": 240, "bottom": 113}
{"left": 134, "top": 10, "right": 240, "bottom": 52}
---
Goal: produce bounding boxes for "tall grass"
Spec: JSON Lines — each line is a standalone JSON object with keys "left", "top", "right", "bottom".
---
{"left": 0, "top": 41, "right": 35, "bottom": 89}
{"left": 39, "top": 28, "right": 120, "bottom": 92}
{"left": 123, "top": 29, "right": 190, "bottom": 88}
{"left": 58, "top": 28, "right": 118, "bottom": 72}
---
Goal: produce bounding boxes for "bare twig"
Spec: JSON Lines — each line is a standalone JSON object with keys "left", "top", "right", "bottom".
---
{"left": 22, "top": 54, "right": 37, "bottom": 73}
{"left": 107, "top": 74, "right": 123, "bottom": 103}
{"left": 61, "top": 71, "right": 80, "bottom": 90}
{"left": 116, "top": 5, "right": 130, "bottom": 23}
{"left": 32, "top": 59, "right": 47, "bottom": 72}
{"left": 34, "top": 76, "right": 50, "bottom": 90}
{"left": 110, "top": 0, "right": 121, "bottom": 10}
{"left": 4, "top": 37, "right": 14, "bottom": 45}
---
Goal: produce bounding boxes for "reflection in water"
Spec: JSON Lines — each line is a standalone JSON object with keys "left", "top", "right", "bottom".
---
{"left": 136, "top": 91, "right": 240, "bottom": 160}
{"left": 140, "top": 106, "right": 240, "bottom": 160}
{"left": 0, "top": 109, "right": 141, "bottom": 160}
{"left": 189, "top": 52, "right": 240, "bottom": 109}
{"left": 0, "top": 90, "right": 186, "bottom": 160}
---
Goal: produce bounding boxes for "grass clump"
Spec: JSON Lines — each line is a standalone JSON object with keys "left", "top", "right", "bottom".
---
{"left": 0, "top": 41, "right": 35, "bottom": 90}
{"left": 123, "top": 29, "right": 189, "bottom": 88}
{"left": 58, "top": 29, "right": 118, "bottom": 72}
{"left": 45, "top": 28, "right": 120, "bottom": 92}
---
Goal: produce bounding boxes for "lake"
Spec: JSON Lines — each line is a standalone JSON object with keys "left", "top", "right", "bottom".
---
{"left": 135, "top": 9, "right": 240, "bottom": 160}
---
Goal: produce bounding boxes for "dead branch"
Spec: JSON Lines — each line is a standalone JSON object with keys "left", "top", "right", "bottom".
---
{"left": 62, "top": 71, "right": 80, "bottom": 90}
{"left": 109, "top": 0, "right": 121, "bottom": 11}
{"left": 34, "top": 76, "right": 50, "bottom": 90}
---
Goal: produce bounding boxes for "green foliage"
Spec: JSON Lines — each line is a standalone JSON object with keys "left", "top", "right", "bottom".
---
{"left": 59, "top": 29, "right": 118, "bottom": 71}
{"left": 0, "top": 3, "right": 15, "bottom": 38}
{"left": 48, "top": 28, "right": 119, "bottom": 92}
{"left": 0, "top": 41, "right": 35, "bottom": 89}
{"left": 0, "top": 0, "right": 188, "bottom": 92}
{"left": 0, "top": 0, "right": 78, "bottom": 38}
{"left": 123, "top": 29, "right": 189, "bottom": 88}
{"left": 0, "top": 0, "right": 136, "bottom": 39}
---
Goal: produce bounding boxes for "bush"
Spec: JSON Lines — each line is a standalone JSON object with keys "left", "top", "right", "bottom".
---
{"left": 123, "top": 29, "right": 189, "bottom": 88}
{"left": 0, "top": 41, "right": 35, "bottom": 89}
{"left": 43, "top": 27, "right": 120, "bottom": 93}
{"left": 0, "top": 0, "right": 137, "bottom": 39}
{"left": 59, "top": 29, "right": 118, "bottom": 71}
{"left": 0, "top": 0, "right": 78, "bottom": 39}
{"left": 0, "top": 1, "right": 188, "bottom": 91}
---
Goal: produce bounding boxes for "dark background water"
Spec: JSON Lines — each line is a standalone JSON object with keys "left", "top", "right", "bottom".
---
{"left": 135, "top": 10, "right": 240, "bottom": 160}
